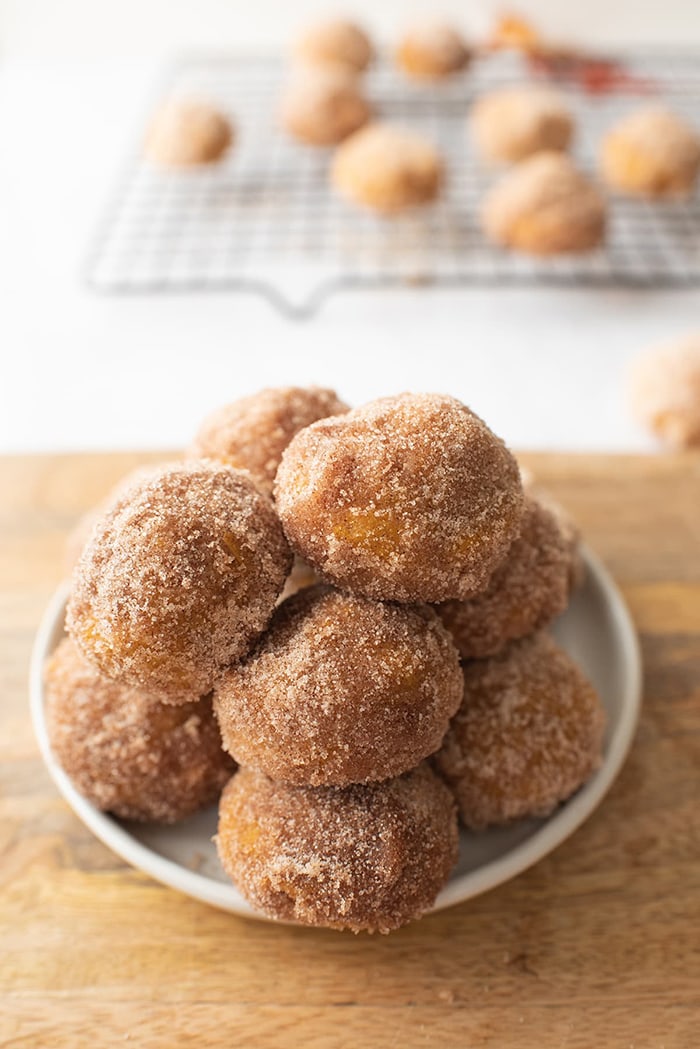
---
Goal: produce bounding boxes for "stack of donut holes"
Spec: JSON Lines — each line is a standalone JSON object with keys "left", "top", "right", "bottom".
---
{"left": 145, "top": 16, "right": 700, "bottom": 257}
{"left": 49, "top": 385, "right": 605, "bottom": 933}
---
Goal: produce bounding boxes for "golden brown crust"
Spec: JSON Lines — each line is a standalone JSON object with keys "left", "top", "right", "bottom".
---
{"left": 471, "top": 85, "right": 573, "bottom": 163}
{"left": 629, "top": 334, "right": 700, "bottom": 447}
{"left": 274, "top": 393, "right": 524, "bottom": 603}
{"left": 145, "top": 99, "right": 233, "bottom": 166}
{"left": 396, "top": 22, "right": 470, "bottom": 80}
{"left": 214, "top": 585, "right": 463, "bottom": 785}
{"left": 435, "top": 633, "right": 606, "bottom": 829}
{"left": 331, "top": 123, "right": 443, "bottom": 214}
{"left": 45, "top": 638, "right": 234, "bottom": 822}
{"left": 216, "top": 764, "right": 458, "bottom": 932}
{"left": 189, "top": 386, "right": 348, "bottom": 496}
{"left": 600, "top": 106, "right": 700, "bottom": 199}
{"left": 482, "top": 151, "right": 606, "bottom": 255}
{"left": 280, "top": 66, "right": 371, "bottom": 146}
{"left": 293, "top": 19, "right": 373, "bottom": 73}
{"left": 437, "top": 496, "right": 577, "bottom": 659}
{"left": 67, "top": 462, "right": 291, "bottom": 704}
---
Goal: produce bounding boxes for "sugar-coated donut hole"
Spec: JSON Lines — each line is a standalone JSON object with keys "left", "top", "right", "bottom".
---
{"left": 629, "top": 334, "right": 700, "bottom": 447}
{"left": 481, "top": 151, "right": 606, "bottom": 255}
{"left": 396, "top": 22, "right": 471, "bottom": 80}
{"left": 216, "top": 763, "right": 458, "bottom": 932}
{"left": 145, "top": 98, "right": 233, "bottom": 166}
{"left": 214, "top": 584, "right": 464, "bottom": 786}
{"left": 280, "top": 66, "right": 372, "bottom": 146}
{"left": 331, "top": 123, "right": 444, "bottom": 214}
{"left": 274, "top": 393, "right": 524, "bottom": 603}
{"left": 67, "top": 462, "right": 292, "bottom": 703}
{"left": 470, "top": 85, "right": 574, "bottom": 164}
{"left": 189, "top": 386, "right": 348, "bottom": 496}
{"left": 293, "top": 18, "right": 373, "bottom": 73}
{"left": 45, "top": 638, "right": 234, "bottom": 823}
{"left": 600, "top": 106, "right": 700, "bottom": 199}
{"left": 436, "top": 633, "right": 606, "bottom": 829}
{"left": 437, "top": 495, "right": 579, "bottom": 659}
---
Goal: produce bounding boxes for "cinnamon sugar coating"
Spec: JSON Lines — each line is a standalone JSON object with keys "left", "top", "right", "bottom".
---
{"left": 293, "top": 18, "right": 373, "bottom": 73}
{"left": 274, "top": 393, "right": 524, "bottom": 603}
{"left": 523, "top": 482, "right": 584, "bottom": 591}
{"left": 331, "top": 124, "right": 444, "bottom": 214}
{"left": 437, "top": 496, "right": 577, "bottom": 659}
{"left": 214, "top": 585, "right": 463, "bottom": 786}
{"left": 45, "top": 638, "right": 234, "bottom": 822}
{"left": 67, "top": 463, "right": 291, "bottom": 704}
{"left": 517, "top": 463, "right": 582, "bottom": 577}
{"left": 482, "top": 151, "right": 606, "bottom": 255}
{"left": 396, "top": 22, "right": 471, "bottom": 80}
{"left": 216, "top": 763, "right": 458, "bottom": 932}
{"left": 629, "top": 334, "right": 700, "bottom": 448}
{"left": 471, "top": 85, "right": 574, "bottom": 164}
{"left": 600, "top": 106, "right": 700, "bottom": 199}
{"left": 64, "top": 463, "right": 172, "bottom": 574}
{"left": 189, "top": 386, "right": 348, "bottom": 496}
{"left": 436, "top": 633, "right": 606, "bottom": 829}
{"left": 280, "top": 66, "right": 371, "bottom": 146}
{"left": 145, "top": 99, "right": 233, "bottom": 167}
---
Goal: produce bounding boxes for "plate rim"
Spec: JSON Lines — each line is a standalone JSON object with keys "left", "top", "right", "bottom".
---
{"left": 29, "top": 544, "right": 642, "bottom": 922}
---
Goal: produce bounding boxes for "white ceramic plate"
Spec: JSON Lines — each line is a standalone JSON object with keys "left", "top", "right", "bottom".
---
{"left": 30, "top": 545, "right": 641, "bottom": 921}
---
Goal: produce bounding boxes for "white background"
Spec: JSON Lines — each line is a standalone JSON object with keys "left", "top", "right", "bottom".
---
{"left": 5, "top": 0, "right": 700, "bottom": 57}
{"left": 2, "top": 1, "right": 699, "bottom": 454}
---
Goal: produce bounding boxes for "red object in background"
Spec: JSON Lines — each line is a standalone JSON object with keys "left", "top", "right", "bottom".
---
{"left": 529, "top": 53, "right": 655, "bottom": 95}
{"left": 488, "top": 11, "right": 656, "bottom": 96}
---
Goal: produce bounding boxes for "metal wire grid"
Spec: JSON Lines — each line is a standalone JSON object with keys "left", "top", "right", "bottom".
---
{"left": 86, "top": 51, "right": 700, "bottom": 316}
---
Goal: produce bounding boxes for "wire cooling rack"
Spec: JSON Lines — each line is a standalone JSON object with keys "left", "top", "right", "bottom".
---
{"left": 85, "top": 50, "right": 700, "bottom": 316}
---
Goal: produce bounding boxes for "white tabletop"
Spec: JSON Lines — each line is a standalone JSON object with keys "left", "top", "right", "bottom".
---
{"left": 1, "top": 58, "right": 698, "bottom": 455}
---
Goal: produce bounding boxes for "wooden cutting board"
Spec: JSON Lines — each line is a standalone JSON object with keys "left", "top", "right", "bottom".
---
{"left": 1, "top": 451, "right": 699, "bottom": 1049}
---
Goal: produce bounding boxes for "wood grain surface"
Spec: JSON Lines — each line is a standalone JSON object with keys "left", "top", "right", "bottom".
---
{"left": 1, "top": 451, "right": 699, "bottom": 1049}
